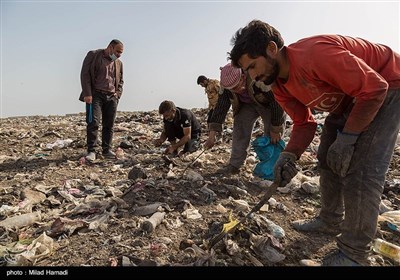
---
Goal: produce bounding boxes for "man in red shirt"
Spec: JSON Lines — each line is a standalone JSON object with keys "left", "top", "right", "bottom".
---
{"left": 229, "top": 20, "right": 400, "bottom": 266}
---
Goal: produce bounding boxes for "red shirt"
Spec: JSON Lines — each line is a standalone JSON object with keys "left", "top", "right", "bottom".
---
{"left": 272, "top": 35, "right": 400, "bottom": 157}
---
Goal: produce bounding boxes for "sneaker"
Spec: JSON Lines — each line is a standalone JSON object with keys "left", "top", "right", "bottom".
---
{"left": 216, "top": 164, "right": 240, "bottom": 176}
{"left": 85, "top": 152, "right": 96, "bottom": 162}
{"left": 102, "top": 150, "right": 116, "bottom": 159}
{"left": 292, "top": 217, "right": 341, "bottom": 235}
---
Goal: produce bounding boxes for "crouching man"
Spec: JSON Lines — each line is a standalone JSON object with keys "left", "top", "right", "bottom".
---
{"left": 153, "top": 100, "right": 202, "bottom": 156}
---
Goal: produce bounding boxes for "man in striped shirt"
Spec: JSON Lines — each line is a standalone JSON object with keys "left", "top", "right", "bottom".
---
{"left": 205, "top": 63, "right": 285, "bottom": 175}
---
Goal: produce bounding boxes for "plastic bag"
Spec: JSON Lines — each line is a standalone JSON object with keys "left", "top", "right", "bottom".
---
{"left": 252, "top": 136, "right": 285, "bottom": 180}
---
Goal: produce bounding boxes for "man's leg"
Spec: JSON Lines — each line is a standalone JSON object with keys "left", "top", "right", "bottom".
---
{"left": 183, "top": 131, "right": 201, "bottom": 153}
{"left": 338, "top": 89, "right": 400, "bottom": 264}
{"left": 102, "top": 96, "right": 118, "bottom": 153}
{"left": 292, "top": 114, "right": 345, "bottom": 235}
{"left": 87, "top": 93, "right": 103, "bottom": 153}
{"left": 317, "top": 114, "right": 346, "bottom": 226}
{"left": 229, "top": 103, "right": 261, "bottom": 168}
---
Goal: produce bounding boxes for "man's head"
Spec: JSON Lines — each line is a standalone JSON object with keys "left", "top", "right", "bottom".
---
{"left": 159, "top": 100, "right": 176, "bottom": 122}
{"left": 107, "top": 39, "right": 124, "bottom": 61}
{"left": 229, "top": 20, "right": 284, "bottom": 85}
{"left": 219, "top": 63, "right": 246, "bottom": 93}
{"left": 197, "top": 75, "right": 208, "bottom": 88}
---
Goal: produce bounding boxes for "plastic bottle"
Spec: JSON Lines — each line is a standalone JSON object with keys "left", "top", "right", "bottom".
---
{"left": 373, "top": 238, "right": 400, "bottom": 263}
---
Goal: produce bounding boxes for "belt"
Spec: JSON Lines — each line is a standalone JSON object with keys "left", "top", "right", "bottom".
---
{"left": 95, "top": 89, "right": 115, "bottom": 96}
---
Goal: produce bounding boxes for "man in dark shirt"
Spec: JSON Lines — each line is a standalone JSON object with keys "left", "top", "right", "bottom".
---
{"left": 79, "top": 39, "right": 124, "bottom": 162}
{"left": 153, "top": 100, "right": 201, "bottom": 156}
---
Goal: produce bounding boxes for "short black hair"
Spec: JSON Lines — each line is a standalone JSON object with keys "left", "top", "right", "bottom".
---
{"left": 197, "top": 75, "right": 207, "bottom": 85}
{"left": 229, "top": 20, "right": 284, "bottom": 67}
{"left": 159, "top": 100, "right": 176, "bottom": 114}
{"left": 109, "top": 39, "right": 123, "bottom": 47}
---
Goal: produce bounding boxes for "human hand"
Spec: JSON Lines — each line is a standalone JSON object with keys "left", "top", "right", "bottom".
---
{"left": 273, "top": 151, "right": 298, "bottom": 187}
{"left": 164, "top": 146, "right": 176, "bottom": 155}
{"left": 326, "top": 131, "right": 358, "bottom": 177}
{"left": 270, "top": 125, "right": 283, "bottom": 144}
{"left": 270, "top": 131, "right": 281, "bottom": 144}
{"left": 205, "top": 131, "right": 216, "bottom": 149}
{"left": 84, "top": 96, "right": 92, "bottom": 104}
{"left": 205, "top": 137, "right": 215, "bottom": 149}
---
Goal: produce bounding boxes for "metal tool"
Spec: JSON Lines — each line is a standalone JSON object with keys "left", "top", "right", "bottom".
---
{"left": 207, "top": 181, "right": 280, "bottom": 250}
{"left": 181, "top": 148, "right": 206, "bottom": 177}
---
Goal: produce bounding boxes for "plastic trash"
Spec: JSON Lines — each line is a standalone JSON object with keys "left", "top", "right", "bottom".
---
{"left": 45, "top": 139, "right": 73, "bottom": 150}
{"left": 373, "top": 238, "right": 400, "bottom": 263}
{"left": 141, "top": 212, "right": 166, "bottom": 233}
{"left": 252, "top": 136, "right": 285, "bottom": 180}
{"left": 115, "top": 147, "right": 124, "bottom": 159}
{"left": 0, "top": 212, "right": 41, "bottom": 229}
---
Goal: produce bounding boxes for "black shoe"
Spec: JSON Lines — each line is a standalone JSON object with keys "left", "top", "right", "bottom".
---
{"left": 102, "top": 150, "right": 116, "bottom": 159}
{"left": 216, "top": 164, "right": 240, "bottom": 176}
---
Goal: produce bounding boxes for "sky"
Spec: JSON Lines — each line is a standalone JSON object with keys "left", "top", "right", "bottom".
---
{"left": 1, "top": 0, "right": 399, "bottom": 118}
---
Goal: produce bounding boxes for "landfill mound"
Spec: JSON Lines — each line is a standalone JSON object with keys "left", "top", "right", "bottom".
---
{"left": 0, "top": 109, "right": 399, "bottom": 266}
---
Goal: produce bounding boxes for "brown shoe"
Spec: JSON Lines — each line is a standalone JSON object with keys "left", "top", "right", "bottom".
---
{"left": 292, "top": 217, "right": 341, "bottom": 235}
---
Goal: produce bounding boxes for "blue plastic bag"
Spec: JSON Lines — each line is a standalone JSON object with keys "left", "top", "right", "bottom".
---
{"left": 252, "top": 136, "right": 285, "bottom": 180}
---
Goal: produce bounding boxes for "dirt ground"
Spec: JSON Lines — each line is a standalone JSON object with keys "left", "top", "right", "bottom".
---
{"left": 0, "top": 109, "right": 399, "bottom": 268}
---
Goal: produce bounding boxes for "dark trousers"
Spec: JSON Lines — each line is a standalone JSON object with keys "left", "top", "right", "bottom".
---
{"left": 231, "top": 102, "right": 272, "bottom": 168}
{"left": 316, "top": 89, "right": 400, "bottom": 264}
{"left": 164, "top": 122, "right": 201, "bottom": 153}
{"left": 207, "top": 109, "right": 214, "bottom": 124}
{"left": 86, "top": 91, "right": 118, "bottom": 153}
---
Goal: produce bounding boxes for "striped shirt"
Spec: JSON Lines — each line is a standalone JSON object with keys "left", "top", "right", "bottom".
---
{"left": 208, "top": 79, "right": 285, "bottom": 132}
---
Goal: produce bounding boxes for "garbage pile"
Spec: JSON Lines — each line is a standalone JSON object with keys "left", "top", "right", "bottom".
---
{"left": 0, "top": 110, "right": 399, "bottom": 266}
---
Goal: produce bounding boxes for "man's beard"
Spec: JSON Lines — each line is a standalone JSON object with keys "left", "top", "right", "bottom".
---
{"left": 262, "top": 57, "right": 279, "bottom": 85}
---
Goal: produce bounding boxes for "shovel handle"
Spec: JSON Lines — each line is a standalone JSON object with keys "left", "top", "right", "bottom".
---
{"left": 181, "top": 148, "right": 206, "bottom": 177}
{"left": 245, "top": 182, "right": 279, "bottom": 218}
{"left": 208, "top": 181, "right": 280, "bottom": 250}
